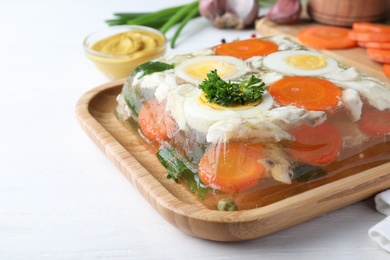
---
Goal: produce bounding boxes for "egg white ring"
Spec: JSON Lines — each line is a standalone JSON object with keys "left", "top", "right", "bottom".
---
{"left": 174, "top": 55, "right": 248, "bottom": 85}
{"left": 183, "top": 89, "right": 274, "bottom": 133}
{"left": 263, "top": 50, "right": 339, "bottom": 76}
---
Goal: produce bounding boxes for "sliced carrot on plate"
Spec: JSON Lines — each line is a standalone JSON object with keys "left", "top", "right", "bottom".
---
{"left": 268, "top": 76, "right": 341, "bottom": 111}
{"left": 288, "top": 123, "right": 342, "bottom": 166}
{"left": 358, "top": 41, "right": 390, "bottom": 49}
{"left": 138, "top": 98, "right": 177, "bottom": 141}
{"left": 383, "top": 64, "right": 390, "bottom": 78}
{"left": 366, "top": 48, "right": 390, "bottom": 63}
{"left": 349, "top": 31, "right": 390, "bottom": 42}
{"left": 352, "top": 22, "right": 390, "bottom": 34}
{"left": 198, "top": 142, "right": 265, "bottom": 193}
{"left": 215, "top": 38, "right": 278, "bottom": 60}
{"left": 358, "top": 107, "right": 390, "bottom": 136}
{"left": 297, "top": 26, "right": 357, "bottom": 49}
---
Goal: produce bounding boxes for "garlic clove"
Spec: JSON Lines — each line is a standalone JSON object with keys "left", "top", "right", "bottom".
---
{"left": 199, "top": 0, "right": 220, "bottom": 21}
{"left": 199, "top": 0, "right": 260, "bottom": 29}
{"left": 225, "top": 0, "right": 259, "bottom": 27}
{"left": 266, "top": 0, "right": 302, "bottom": 24}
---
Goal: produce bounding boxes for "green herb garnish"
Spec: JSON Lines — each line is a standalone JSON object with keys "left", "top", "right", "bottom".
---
{"left": 131, "top": 61, "right": 174, "bottom": 79}
{"left": 157, "top": 146, "right": 190, "bottom": 182}
{"left": 198, "top": 69, "right": 265, "bottom": 106}
{"left": 106, "top": 1, "right": 200, "bottom": 48}
{"left": 156, "top": 146, "right": 209, "bottom": 199}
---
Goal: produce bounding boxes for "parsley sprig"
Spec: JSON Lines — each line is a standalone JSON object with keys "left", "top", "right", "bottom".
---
{"left": 198, "top": 69, "right": 265, "bottom": 106}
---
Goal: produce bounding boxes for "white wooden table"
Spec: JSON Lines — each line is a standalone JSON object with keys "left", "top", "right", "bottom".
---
{"left": 0, "top": 0, "right": 389, "bottom": 259}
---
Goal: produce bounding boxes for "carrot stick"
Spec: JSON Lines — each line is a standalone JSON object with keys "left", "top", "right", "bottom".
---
{"left": 198, "top": 142, "right": 265, "bottom": 193}
{"left": 268, "top": 76, "right": 341, "bottom": 111}
{"left": 214, "top": 38, "right": 278, "bottom": 60}
{"left": 366, "top": 48, "right": 390, "bottom": 63}
{"left": 138, "top": 98, "right": 177, "bottom": 141}
{"left": 297, "top": 26, "right": 357, "bottom": 50}
{"left": 287, "top": 123, "right": 342, "bottom": 166}
{"left": 353, "top": 22, "right": 390, "bottom": 34}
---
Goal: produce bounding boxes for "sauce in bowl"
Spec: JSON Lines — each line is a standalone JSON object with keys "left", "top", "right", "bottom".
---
{"left": 84, "top": 26, "right": 166, "bottom": 79}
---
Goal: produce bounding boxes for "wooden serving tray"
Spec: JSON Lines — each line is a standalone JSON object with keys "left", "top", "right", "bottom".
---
{"left": 76, "top": 79, "right": 390, "bottom": 242}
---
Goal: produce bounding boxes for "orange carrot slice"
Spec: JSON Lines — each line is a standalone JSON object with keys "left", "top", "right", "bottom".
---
{"left": 353, "top": 22, "right": 390, "bottom": 34}
{"left": 349, "top": 31, "right": 390, "bottom": 42}
{"left": 288, "top": 123, "right": 342, "bottom": 166}
{"left": 366, "top": 48, "right": 390, "bottom": 63}
{"left": 198, "top": 143, "right": 265, "bottom": 193}
{"left": 358, "top": 41, "right": 390, "bottom": 49}
{"left": 268, "top": 76, "right": 341, "bottom": 111}
{"left": 358, "top": 108, "right": 390, "bottom": 136}
{"left": 138, "top": 98, "right": 177, "bottom": 141}
{"left": 297, "top": 26, "right": 357, "bottom": 49}
{"left": 215, "top": 38, "right": 278, "bottom": 60}
{"left": 383, "top": 64, "right": 390, "bottom": 78}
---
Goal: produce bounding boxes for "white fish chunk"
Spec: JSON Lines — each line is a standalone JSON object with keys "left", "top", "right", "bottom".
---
{"left": 341, "top": 88, "right": 363, "bottom": 122}
{"left": 262, "top": 106, "right": 327, "bottom": 128}
{"left": 206, "top": 106, "right": 327, "bottom": 143}
{"left": 323, "top": 67, "right": 360, "bottom": 81}
{"left": 246, "top": 56, "right": 263, "bottom": 69}
{"left": 206, "top": 118, "right": 293, "bottom": 143}
{"left": 260, "top": 71, "right": 284, "bottom": 86}
{"left": 261, "top": 148, "right": 293, "bottom": 184}
{"left": 115, "top": 94, "right": 132, "bottom": 121}
{"left": 166, "top": 84, "right": 194, "bottom": 131}
{"left": 332, "top": 79, "right": 390, "bottom": 110}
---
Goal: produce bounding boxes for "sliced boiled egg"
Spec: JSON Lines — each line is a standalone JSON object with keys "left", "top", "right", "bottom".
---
{"left": 263, "top": 50, "right": 339, "bottom": 76}
{"left": 183, "top": 88, "right": 274, "bottom": 133}
{"left": 174, "top": 55, "right": 248, "bottom": 84}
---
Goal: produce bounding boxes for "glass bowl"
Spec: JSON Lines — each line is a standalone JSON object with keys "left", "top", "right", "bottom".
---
{"left": 84, "top": 25, "right": 167, "bottom": 79}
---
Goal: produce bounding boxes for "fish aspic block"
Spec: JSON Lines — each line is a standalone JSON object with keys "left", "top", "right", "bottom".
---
{"left": 116, "top": 35, "right": 390, "bottom": 211}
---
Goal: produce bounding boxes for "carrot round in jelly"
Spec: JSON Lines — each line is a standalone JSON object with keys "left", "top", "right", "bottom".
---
{"left": 288, "top": 123, "right": 342, "bottom": 166}
{"left": 358, "top": 108, "right": 390, "bottom": 136}
{"left": 198, "top": 143, "right": 266, "bottom": 193}
{"left": 215, "top": 38, "right": 278, "bottom": 60}
{"left": 269, "top": 76, "right": 341, "bottom": 111}
{"left": 138, "top": 98, "right": 177, "bottom": 141}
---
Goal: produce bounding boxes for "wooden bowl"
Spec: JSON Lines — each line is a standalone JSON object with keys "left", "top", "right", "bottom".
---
{"left": 307, "top": 0, "right": 390, "bottom": 27}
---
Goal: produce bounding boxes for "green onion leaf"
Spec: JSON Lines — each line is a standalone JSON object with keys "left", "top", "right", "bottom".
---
{"left": 131, "top": 61, "right": 174, "bottom": 79}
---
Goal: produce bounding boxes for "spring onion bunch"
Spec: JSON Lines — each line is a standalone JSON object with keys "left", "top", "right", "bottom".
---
{"left": 105, "top": 0, "right": 277, "bottom": 48}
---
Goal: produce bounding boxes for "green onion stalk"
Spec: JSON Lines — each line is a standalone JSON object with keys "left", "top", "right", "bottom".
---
{"left": 105, "top": 0, "right": 277, "bottom": 48}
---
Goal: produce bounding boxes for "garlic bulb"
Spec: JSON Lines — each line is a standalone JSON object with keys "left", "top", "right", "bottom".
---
{"left": 266, "top": 0, "right": 302, "bottom": 24}
{"left": 199, "top": 0, "right": 260, "bottom": 29}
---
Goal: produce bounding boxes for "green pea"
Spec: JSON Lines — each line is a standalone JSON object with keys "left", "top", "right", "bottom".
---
{"left": 218, "top": 198, "right": 237, "bottom": 211}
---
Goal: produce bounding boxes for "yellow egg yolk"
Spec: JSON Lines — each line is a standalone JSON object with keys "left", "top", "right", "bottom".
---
{"left": 285, "top": 55, "right": 327, "bottom": 70}
{"left": 183, "top": 60, "right": 239, "bottom": 81}
{"left": 198, "top": 92, "right": 261, "bottom": 110}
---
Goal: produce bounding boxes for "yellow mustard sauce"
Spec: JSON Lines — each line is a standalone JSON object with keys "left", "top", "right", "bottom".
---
{"left": 86, "top": 29, "right": 166, "bottom": 79}
{"left": 91, "top": 30, "right": 164, "bottom": 55}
